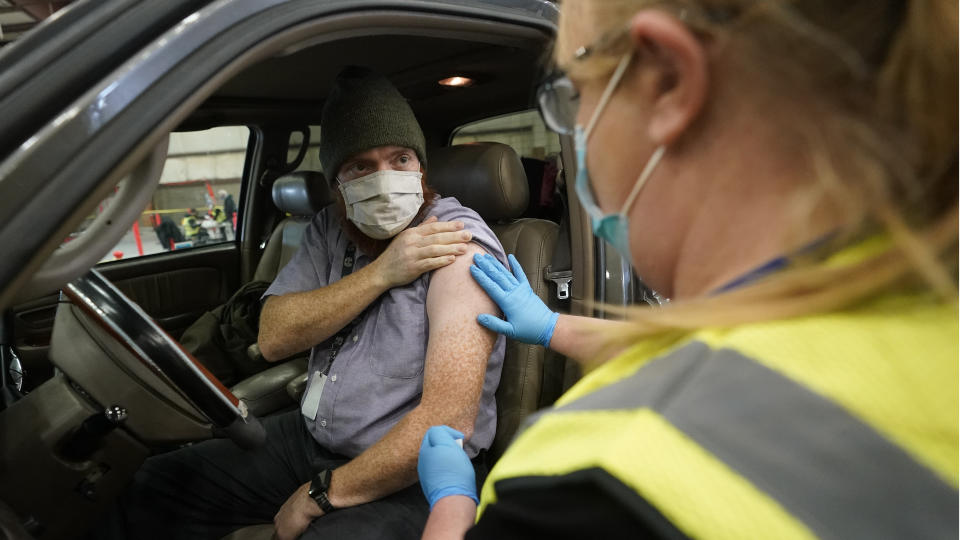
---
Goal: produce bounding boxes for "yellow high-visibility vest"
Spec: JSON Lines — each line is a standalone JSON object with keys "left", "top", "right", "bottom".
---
{"left": 479, "top": 291, "right": 958, "bottom": 538}
{"left": 181, "top": 216, "right": 201, "bottom": 237}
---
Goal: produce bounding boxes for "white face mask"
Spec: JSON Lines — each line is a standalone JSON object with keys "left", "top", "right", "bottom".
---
{"left": 338, "top": 170, "right": 425, "bottom": 239}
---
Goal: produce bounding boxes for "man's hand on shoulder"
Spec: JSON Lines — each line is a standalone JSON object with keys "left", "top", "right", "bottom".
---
{"left": 370, "top": 216, "right": 472, "bottom": 288}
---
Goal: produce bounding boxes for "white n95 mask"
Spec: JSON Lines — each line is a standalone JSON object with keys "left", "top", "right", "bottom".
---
{"left": 339, "top": 170, "right": 424, "bottom": 239}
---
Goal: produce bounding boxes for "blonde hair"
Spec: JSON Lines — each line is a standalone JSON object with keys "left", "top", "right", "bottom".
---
{"left": 557, "top": 0, "right": 958, "bottom": 350}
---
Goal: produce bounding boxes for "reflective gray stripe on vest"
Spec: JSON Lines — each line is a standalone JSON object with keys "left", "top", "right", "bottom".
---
{"left": 524, "top": 342, "right": 957, "bottom": 539}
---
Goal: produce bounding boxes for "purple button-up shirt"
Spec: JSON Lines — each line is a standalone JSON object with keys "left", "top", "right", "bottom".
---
{"left": 264, "top": 197, "right": 506, "bottom": 458}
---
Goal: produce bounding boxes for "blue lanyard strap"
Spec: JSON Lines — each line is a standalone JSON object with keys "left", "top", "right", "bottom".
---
{"left": 713, "top": 232, "right": 838, "bottom": 294}
{"left": 322, "top": 243, "right": 362, "bottom": 374}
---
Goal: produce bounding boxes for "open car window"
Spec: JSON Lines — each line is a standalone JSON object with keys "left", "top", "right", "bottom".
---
{"left": 62, "top": 126, "right": 250, "bottom": 263}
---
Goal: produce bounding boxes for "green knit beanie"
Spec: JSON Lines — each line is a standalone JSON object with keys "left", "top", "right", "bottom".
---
{"left": 319, "top": 66, "right": 427, "bottom": 182}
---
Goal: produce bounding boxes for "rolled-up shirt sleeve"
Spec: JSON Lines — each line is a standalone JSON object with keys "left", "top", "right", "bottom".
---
{"left": 428, "top": 198, "right": 507, "bottom": 267}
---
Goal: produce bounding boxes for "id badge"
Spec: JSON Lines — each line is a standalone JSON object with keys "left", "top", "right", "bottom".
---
{"left": 300, "top": 371, "right": 327, "bottom": 421}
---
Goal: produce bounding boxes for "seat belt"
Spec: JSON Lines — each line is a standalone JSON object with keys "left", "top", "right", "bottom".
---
{"left": 544, "top": 178, "right": 573, "bottom": 301}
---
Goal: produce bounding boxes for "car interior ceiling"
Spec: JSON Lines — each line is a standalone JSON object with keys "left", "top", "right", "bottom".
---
{"left": 181, "top": 33, "right": 548, "bottom": 143}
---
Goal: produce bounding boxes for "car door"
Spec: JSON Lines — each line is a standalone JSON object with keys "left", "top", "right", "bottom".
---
{"left": 1, "top": 0, "right": 230, "bottom": 392}
{"left": 8, "top": 126, "right": 253, "bottom": 391}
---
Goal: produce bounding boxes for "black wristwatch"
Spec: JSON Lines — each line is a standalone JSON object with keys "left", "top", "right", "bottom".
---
{"left": 308, "top": 469, "right": 336, "bottom": 513}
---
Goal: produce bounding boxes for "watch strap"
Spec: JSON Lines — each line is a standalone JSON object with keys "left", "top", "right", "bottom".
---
{"left": 309, "top": 469, "right": 336, "bottom": 513}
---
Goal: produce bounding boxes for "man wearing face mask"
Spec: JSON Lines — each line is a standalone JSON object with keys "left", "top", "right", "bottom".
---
{"left": 92, "top": 67, "right": 507, "bottom": 540}
{"left": 257, "top": 66, "right": 507, "bottom": 540}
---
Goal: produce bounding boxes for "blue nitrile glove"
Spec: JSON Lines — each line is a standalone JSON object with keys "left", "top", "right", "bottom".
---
{"left": 418, "top": 425, "right": 478, "bottom": 509}
{"left": 470, "top": 253, "right": 559, "bottom": 347}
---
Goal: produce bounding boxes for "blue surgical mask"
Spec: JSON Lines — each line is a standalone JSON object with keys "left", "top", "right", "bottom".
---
{"left": 573, "top": 53, "right": 667, "bottom": 262}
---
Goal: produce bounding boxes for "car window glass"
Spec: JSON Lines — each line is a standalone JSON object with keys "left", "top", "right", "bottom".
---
{"left": 451, "top": 111, "right": 563, "bottom": 223}
{"left": 287, "top": 130, "right": 304, "bottom": 160}
{"left": 452, "top": 110, "right": 561, "bottom": 159}
{"left": 293, "top": 126, "right": 324, "bottom": 173}
{"left": 68, "top": 126, "right": 249, "bottom": 263}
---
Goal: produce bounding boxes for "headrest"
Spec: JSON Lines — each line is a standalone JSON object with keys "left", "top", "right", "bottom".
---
{"left": 427, "top": 143, "right": 529, "bottom": 221}
{"left": 272, "top": 171, "right": 333, "bottom": 217}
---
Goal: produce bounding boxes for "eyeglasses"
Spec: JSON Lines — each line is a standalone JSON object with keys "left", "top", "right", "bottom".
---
{"left": 536, "top": 73, "right": 579, "bottom": 135}
{"left": 536, "top": 26, "right": 631, "bottom": 136}
{"left": 536, "top": 5, "right": 728, "bottom": 135}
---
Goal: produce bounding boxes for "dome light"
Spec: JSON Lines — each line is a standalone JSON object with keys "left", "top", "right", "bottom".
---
{"left": 438, "top": 76, "right": 475, "bottom": 88}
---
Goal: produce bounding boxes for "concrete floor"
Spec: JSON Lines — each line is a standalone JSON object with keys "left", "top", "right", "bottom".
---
{"left": 98, "top": 224, "right": 235, "bottom": 263}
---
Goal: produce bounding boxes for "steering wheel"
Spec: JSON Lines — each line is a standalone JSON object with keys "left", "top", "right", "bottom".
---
{"left": 62, "top": 269, "right": 265, "bottom": 449}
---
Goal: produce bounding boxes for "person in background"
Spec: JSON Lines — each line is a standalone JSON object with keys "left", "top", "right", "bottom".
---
{"left": 154, "top": 215, "right": 184, "bottom": 250}
{"left": 219, "top": 189, "right": 237, "bottom": 232}
{"left": 208, "top": 203, "right": 228, "bottom": 240}
{"left": 417, "top": 0, "right": 958, "bottom": 538}
{"left": 180, "top": 207, "right": 203, "bottom": 244}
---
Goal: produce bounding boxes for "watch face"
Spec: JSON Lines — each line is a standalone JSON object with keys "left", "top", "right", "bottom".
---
{"left": 312, "top": 469, "right": 330, "bottom": 491}
{"left": 309, "top": 475, "right": 323, "bottom": 496}
{"left": 310, "top": 470, "right": 330, "bottom": 496}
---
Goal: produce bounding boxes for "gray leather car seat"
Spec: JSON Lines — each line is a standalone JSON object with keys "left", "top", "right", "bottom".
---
{"left": 230, "top": 171, "right": 331, "bottom": 415}
{"left": 428, "top": 142, "right": 561, "bottom": 462}
{"left": 253, "top": 171, "right": 331, "bottom": 282}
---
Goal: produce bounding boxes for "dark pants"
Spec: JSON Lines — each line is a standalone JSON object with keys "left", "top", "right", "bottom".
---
{"left": 91, "top": 410, "right": 469, "bottom": 540}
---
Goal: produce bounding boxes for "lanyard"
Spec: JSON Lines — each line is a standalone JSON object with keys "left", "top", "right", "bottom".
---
{"left": 713, "top": 232, "right": 838, "bottom": 294}
{"left": 320, "top": 243, "right": 363, "bottom": 375}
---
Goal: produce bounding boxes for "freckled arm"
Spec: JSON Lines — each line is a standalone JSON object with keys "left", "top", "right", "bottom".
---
{"left": 317, "top": 243, "right": 498, "bottom": 509}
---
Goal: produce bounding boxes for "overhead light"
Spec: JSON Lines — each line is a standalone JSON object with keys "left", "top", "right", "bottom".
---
{"left": 438, "top": 76, "right": 475, "bottom": 88}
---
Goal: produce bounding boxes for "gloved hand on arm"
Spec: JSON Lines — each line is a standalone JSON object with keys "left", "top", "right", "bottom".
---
{"left": 470, "top": 253, "right": 559, "bottom": 347}
{"left": 418, "top": 426, "right": 478, "bottom": 509}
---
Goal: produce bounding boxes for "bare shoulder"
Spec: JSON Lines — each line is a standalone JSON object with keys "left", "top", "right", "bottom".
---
{"left": 427, "top": 243, "right": 496, "bottom": 316}
{"left": 432, "top": 243, "right": 486, "bottom": 281}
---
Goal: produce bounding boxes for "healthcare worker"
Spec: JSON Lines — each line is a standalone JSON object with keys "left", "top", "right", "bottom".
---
{"left": 417, "top": 0, "right": 958, "bottom": 538}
